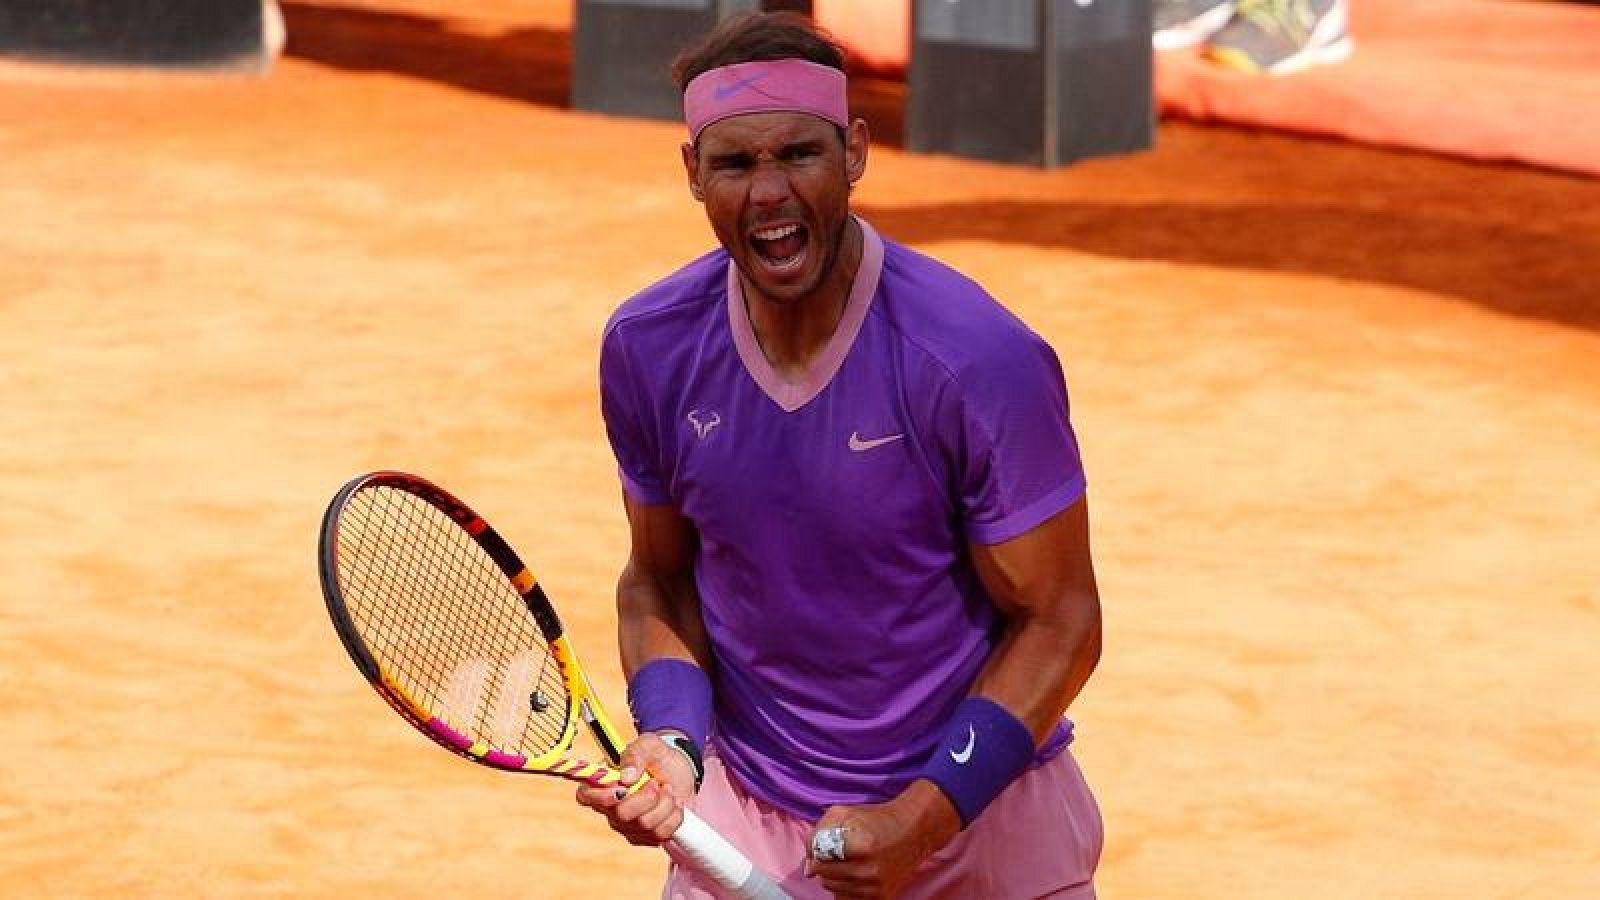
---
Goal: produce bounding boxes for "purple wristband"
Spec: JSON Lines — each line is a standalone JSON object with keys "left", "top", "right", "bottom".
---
{"left": 917, "top": 696, "right": 1036, "bottom": 828}
{"left": 626, "top": 658, "right": 713, "bottom": 748}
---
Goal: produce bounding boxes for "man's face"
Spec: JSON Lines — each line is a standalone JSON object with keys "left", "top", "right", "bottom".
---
{"left": 684, "top": 111, "right": 868, "bottom": 306}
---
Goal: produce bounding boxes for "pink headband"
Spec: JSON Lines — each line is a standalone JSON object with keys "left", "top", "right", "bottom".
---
{"left": 683, "top": 58, "right": 848, "bottom": 143}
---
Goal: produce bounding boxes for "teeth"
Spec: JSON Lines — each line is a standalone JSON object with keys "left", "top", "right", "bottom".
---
{"left": 753, "top": 224, "right": 800, "bottom": 241}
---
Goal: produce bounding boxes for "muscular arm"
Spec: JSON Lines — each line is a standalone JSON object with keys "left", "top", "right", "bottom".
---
{"left": 617, "top": 491, "right": 712, "bottom": 677}
{"left": 902, "top": 497, "right": 1100, "bottom": 827}
{"left": 967, "top": 494, "right": 1102, "bottom": 742}
{"left": 574, "top": 492, "right": 709, "bottom": 846}
{"left": 808, "top": 497, "right": 1101, "bottom": 897}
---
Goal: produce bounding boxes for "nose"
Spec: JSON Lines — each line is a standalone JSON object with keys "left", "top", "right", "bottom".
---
{"left": 748, "top": 159, "right": 792, "bottom": 209}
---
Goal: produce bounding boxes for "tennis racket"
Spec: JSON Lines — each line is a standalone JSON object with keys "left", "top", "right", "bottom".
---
{"left": 318, "top": 470, "right": 788, "bottom": 900}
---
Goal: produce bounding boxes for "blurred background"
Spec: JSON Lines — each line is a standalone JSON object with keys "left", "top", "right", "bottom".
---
{"left": 1, "top": 1, "right": 1596, "bottom": 897}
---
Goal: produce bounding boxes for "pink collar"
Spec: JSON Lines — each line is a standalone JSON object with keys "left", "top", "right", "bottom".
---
{"left": 727, "top": 217, "right": 884, "bottom": 413}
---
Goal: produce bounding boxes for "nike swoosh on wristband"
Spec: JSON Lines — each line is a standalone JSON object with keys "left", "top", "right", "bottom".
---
{"left": 950, "top": 725, "right": 976, "bottom": 765}
{"left": 848, "top": 431, "right": 904, "bottom": 452}
{"left": 713, "top": 73, "right": 769, "bottom": 100}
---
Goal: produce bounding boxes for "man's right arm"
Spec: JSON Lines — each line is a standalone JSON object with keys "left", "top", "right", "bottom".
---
{"left": 574, "top": 492, "right": 709, "bottom": 845}
{"left": 617, "top": 492, "right": 712, "bottom": 676}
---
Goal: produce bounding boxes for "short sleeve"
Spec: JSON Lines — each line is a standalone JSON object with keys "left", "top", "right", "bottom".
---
{"left": 599, "top": 324, "right": 672, "bottom": 505}
{"left": 951, "top": 335, "right": 1087, "bottom": 545}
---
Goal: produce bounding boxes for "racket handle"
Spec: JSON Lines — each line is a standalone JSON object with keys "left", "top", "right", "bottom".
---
{"left": 670, "top": 808, "right": 791, "bottom": 900}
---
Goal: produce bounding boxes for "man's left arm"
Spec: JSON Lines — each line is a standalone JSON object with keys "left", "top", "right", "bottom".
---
{"left": 807, "top": 497, "right": 1101, "bottom": 899}
{"left": 966, "top": 494, "right": 1103, "bottom": 741}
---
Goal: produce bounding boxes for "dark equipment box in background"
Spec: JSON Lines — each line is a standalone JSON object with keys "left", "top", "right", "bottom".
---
{"left": 0, "top": 0, "right": 270, "bottom": 68}
{"left": 573, "top": 0, "right": 761, "bottom": 121}
{"left": 573, "top": 0, "right": 1154, "bottom": 169}
{"left": 908, "top": 0, "right": 1153, "bottom": 167}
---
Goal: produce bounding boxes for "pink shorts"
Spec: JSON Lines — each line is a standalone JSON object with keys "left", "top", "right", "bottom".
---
{"left": 663, "top": 750, "right": 1103, "bottom": 899}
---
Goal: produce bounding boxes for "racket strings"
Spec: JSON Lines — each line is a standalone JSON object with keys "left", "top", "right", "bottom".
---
{"left": 384, "top": 488, "right": 565, "bottom": 752}
{"left": 356, "top": 487, "right": 567, "bottom": 753}
{"left": 335, "top": 485, "right": 570, "bottom": 757}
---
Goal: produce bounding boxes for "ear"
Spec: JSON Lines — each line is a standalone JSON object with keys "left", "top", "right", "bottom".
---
{"left": 681, "top": 141, "right": 705, "bottom": 203}
{"left": 843, "top": 118, "right": 869, "bottom": 188}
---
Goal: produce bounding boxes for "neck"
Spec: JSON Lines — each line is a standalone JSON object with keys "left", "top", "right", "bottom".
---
{"left": 741, "top": 217, "right": 864, "bottom": 377}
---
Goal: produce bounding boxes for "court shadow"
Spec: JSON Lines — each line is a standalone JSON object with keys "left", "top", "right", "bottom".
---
{"left": 856, "top": 199, "right": 1600, "bottom": 332}
{"left": 279, "top": 2, "right": 572, "bottom": 108}
{"left": 277, "top": 3, "right": 911, "bottom": 145}
{"left": 274, "top": 3, "right": 1591, "bottom": 331}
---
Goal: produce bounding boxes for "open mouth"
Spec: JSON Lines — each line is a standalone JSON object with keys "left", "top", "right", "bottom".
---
{"left": 749, "top": 222, "right": 809, "bottom": 274}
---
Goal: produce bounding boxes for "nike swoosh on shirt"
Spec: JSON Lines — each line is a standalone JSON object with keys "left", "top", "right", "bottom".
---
{"left": 848, "top": 431, "right": 905, "bottom": 452}
{"left": 951, "top": 725, "right": 976, "bottom": 765}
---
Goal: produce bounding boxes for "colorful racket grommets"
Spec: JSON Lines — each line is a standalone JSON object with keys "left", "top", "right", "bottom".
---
{"left": 319, "top": 472, "right": 792, "bottom": 900}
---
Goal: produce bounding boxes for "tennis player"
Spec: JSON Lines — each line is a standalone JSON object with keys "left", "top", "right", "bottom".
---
{"left": 576, "top": 13, "right": 1104, "bottom": 899}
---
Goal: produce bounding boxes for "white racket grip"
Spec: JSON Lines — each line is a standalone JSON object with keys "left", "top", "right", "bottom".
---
{"left": 669, "top": 808, "right": 791, "bottom": 900}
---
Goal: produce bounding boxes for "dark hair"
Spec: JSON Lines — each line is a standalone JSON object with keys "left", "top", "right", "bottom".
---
{"left": 671, "top": 12, "right": 846, "bottom": 91}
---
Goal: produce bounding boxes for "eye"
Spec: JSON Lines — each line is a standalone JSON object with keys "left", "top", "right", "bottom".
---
{"left": 781, "top": 145, "right": 821, "bottom": 163}
{"left": 711, "top": 153, "right": 753, "bottom": 172}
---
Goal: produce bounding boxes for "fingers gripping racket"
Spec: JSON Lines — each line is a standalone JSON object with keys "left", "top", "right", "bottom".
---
{"left": 319, "top": 471, "right": 788, "bottom": 900}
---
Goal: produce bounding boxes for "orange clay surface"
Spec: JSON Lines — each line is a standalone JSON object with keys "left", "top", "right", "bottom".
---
{"left": 2, "top": 2, "right": 1597, "bottom": 897}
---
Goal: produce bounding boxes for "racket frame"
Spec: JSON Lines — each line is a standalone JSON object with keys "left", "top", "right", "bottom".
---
{"left": 320, "top": 471, "right": 630, "bottom": 789}
{"left": 318, "top": 471, "right": 791, "bottom": 900}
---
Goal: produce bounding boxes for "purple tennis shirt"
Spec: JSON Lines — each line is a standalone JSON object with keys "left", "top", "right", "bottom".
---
{"left": 599, "top": 218, "right": 1086, "bottom": 820}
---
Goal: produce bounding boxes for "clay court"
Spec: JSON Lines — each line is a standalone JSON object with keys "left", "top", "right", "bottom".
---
{"left": 2, "top": 1, "right": 1597, "bottom": 896}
